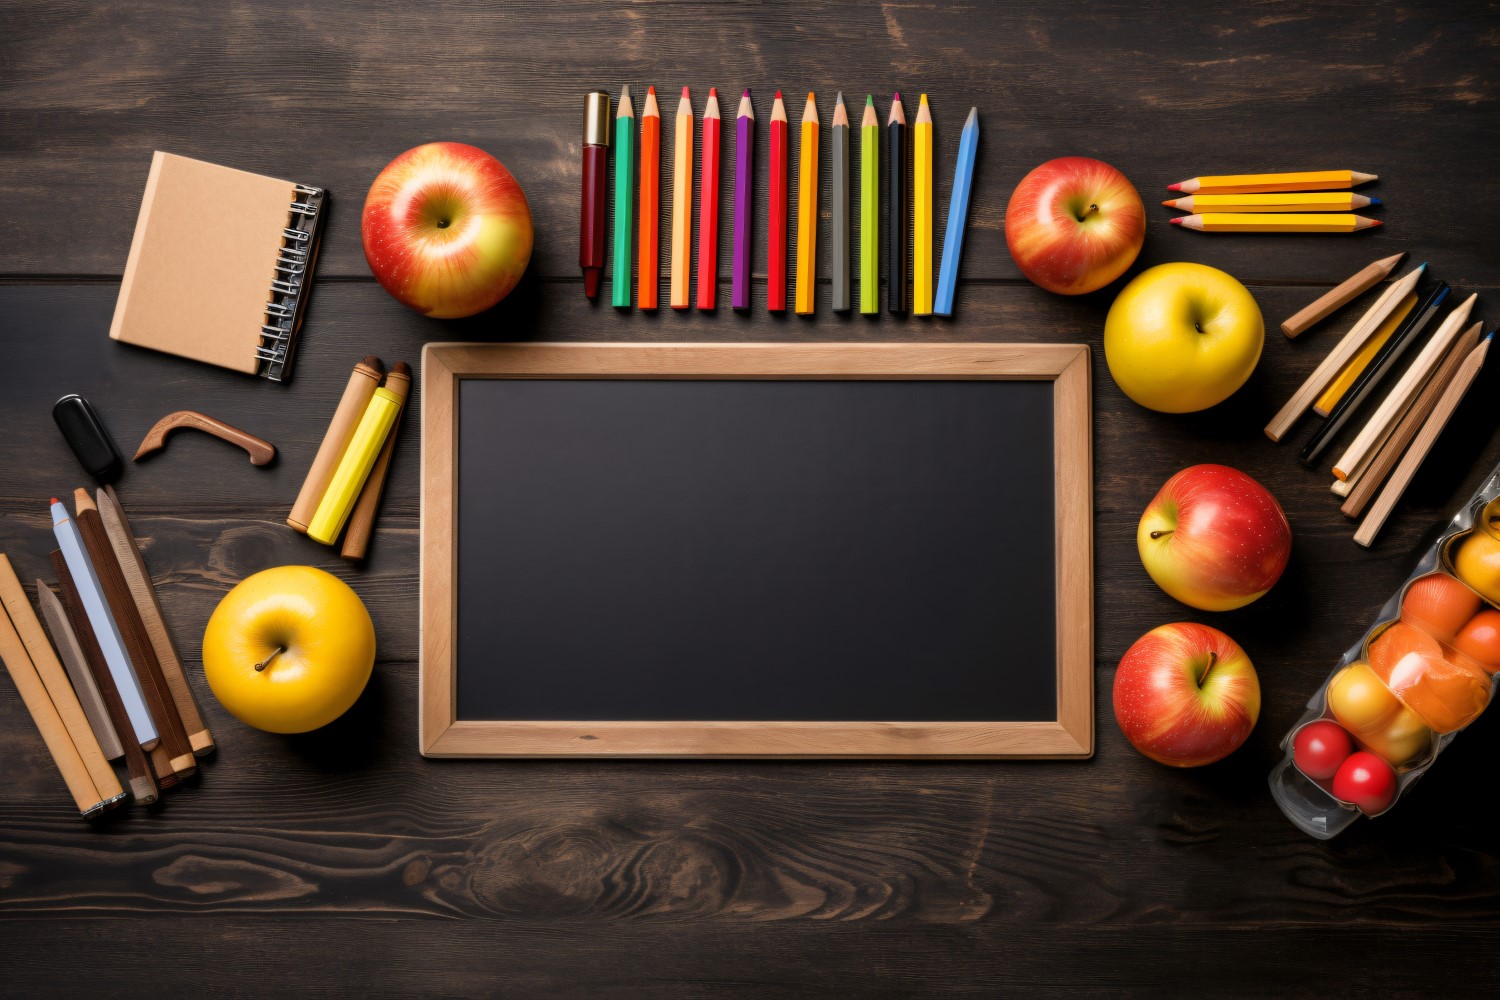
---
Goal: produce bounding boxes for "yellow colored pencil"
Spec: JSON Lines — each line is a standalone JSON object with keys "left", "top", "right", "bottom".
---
{"left": 1172, "top": 214, "right": 1380, "bottom": 234}
{"left": 913, "top": 94, "right": 933, "bottom": 315}
{"left": 1312, "top": 292, "right": 1416, "bottom": 416}
{"left": 795, "top": 92, "right": 819, "bottom": 316}
{"left": 307, "top": 388, "right": 402, "bottom": 545}
{"left": 1168, "top": 170, "right": 1377, "bottom": 194}
{"left": 671, "top": 87, "right": 693, "bottom": 310}
{"left": 1165, "top": 193, "right": 1381, "bottom": 213}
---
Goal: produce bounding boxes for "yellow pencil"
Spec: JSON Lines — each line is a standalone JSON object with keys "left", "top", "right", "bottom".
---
{"left": 1312, "top": 292, "right": 1416, "bottom": 416}
{"left": 671, "top": 87, "right": 693, "bottom": 310}
{"left": 1171, "top": 213, "right": 1381, "bottom": 234}
{"left": 1168, "top": 170, "right": 1377, "bottom": 194}
{"left": 913, "top": 94, "right": 933, "bottom": 315}
{"left": 1164, "top": 192, "right": 1381, "bottom": 213}
{"left": 795, "top": 92, "right": 819, "bottom": 316}
{"left": 307, "top": 388, "right": 402, "bottom": 545}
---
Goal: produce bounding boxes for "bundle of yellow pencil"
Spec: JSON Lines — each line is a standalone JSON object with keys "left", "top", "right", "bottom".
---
{"left": 1165, "top": 170, "right": 1382, "bottom": 233}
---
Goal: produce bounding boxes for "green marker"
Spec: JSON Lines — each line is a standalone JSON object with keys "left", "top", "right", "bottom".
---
{"left": 860, "top": 95, "right": 879, "bottom": 314}
{"left": 612, "top": 85, "right": 636, "bottom": 308}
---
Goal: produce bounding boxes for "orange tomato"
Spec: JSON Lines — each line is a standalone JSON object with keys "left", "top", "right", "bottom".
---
{"left": 1453, "top": 609, "right": 1500, "bottom": 673}
{"left": 1400, "top": 572, "right": 1482, "bottom": 644}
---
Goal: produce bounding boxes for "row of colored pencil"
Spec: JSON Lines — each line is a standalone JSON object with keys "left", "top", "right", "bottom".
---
{"left": 1164, "top": 169, "right": 1383, "bottom": 233}
{"left": 1264, "top": 251, "right": 1492, "bottom": 544}
{"left": 585, "top": 87, "right": 979, "bottom": 316}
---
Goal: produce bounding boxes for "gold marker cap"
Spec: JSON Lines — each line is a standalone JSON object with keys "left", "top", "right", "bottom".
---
{"left": 584, "top": 91, "right": 611, "bottom": 146}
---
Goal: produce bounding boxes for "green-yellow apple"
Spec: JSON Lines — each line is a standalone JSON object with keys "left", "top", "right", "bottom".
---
{"left": 1104, "top": 262, "right": 1263, "bottom": 413}
{"left": 1138, "top": 464, "right": 1291, "bottom": 611}
{"left": 203, "top": 566, "right": 376, "bottom": 734}
{"left": 1113, "top": 622, "right": 1260, "bottom": 767}
{"left": 1004, "top": 156, "right": 1145, "bottom": 295}
{"left": 362, "top": 141, "right": 533, "bottom": 319}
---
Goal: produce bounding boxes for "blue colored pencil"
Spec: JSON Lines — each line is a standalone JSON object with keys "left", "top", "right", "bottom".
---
{"left": 934, "top": 107, "right": 978, "bottom": 318}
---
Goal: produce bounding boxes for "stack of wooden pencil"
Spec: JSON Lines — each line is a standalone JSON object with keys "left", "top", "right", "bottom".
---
{"left": 1263, "top": 251, "right": 1492, "bottom": 544}
{"left": 0, "top": 486, "right": 215, "bottom": 816}
{"left": 1164, "top": 169, "right": 1382, "bottom": 233}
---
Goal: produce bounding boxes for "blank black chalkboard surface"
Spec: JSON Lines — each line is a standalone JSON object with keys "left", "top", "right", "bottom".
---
{"left": 420, "top": 343, "right": 1093, "bottom": 758}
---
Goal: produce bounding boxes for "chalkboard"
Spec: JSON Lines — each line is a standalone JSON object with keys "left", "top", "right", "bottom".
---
{"left": 421, "top": 343, "right": 1093, "bottom": 758}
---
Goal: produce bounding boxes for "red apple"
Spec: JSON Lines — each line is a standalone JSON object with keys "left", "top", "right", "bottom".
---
{"left": 361, "top": 141, "right": 533, "bottom": 319}
{"left": 1113, "top": 623, "right": 1260, "bottom": 767}
{"left": 1005, "top": 156, "right": 1146, "bottom": 295}
{"left": 1137, "top": 464, "right": 1291, "bottom": 612}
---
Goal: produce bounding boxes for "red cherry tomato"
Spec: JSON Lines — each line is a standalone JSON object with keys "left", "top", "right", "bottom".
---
{"left": 1332, "top": 751, "right": 1398, "bottom": 815}
{"left": 1293, "top": 720, "right": 1354, "bottom": 781}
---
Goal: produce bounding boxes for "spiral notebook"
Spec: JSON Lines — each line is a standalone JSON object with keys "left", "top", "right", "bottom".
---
{"left": 109, "top": 152, "right": 326, "bottom": 382}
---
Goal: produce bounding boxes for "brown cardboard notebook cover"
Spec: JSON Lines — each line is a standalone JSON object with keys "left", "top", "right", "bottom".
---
{"left": 109, "top": 152, "right": 323, "bottom": 380}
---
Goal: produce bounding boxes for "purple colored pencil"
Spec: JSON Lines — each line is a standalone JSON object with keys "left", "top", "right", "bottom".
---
{"left": 732, "top": 90, "right": 756, "bottom": 310}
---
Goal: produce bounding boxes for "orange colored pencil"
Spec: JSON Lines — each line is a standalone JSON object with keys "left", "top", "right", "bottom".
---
{"left": 637, "top": 86, "right": 660, "bottom": 309}
{"left": 697, "top": 88, "right": 721, "bottom": 310}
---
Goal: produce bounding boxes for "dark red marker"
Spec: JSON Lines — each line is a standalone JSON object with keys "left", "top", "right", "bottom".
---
{"left": 580, "top": 90, "right": 611, "bottom": 297}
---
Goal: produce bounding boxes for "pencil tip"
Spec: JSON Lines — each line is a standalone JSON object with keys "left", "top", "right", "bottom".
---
{"left": 836, "top": 91, "right": 844, "bottom": 104}
{"left": 709, "top": 87, "right": 717, "bottom": 97}
{"left": 50, "top": 497, "right": 58, "bottom": 506}
{"left": 681, "top": 86, "right": 690, "bottom": 97}
{"left": 743, "top": 88, "right": 750, "bottom": 97}
{"left": 1369, "top": 219, "right": 1382, "bottom": 227}
{"left": 1369, "top": 197, "right": 1382, "bottom": 206}
{"left": 1161, "top": 199, "right": 1176, "bottom": 207}
{"left": 919, "top": 93, "right": 929, "bottom": 104}
{"left": 893, "top": 91, "right": 901, "bottom": 101}
{"left": 648, "top": 85, "right": 655, "bottom": 95}
{"left": 775, "top": 90, "right": 782, "bottom": 100}
{"left": 1166, "top": 182, "right": 1182, "bottom": 192}
{"left": 1169, "top": 217, "right": 1182, "bottom": 225}
{"left": 866, "top": 95, "right": 874, "bottom": 105}
{"left": 806, "top": 91, "right": 814, "bottom": 100}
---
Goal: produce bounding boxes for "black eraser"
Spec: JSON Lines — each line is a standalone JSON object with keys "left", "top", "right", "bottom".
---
{"left": 53, "top": 394, "right": 123, "bottom": 484}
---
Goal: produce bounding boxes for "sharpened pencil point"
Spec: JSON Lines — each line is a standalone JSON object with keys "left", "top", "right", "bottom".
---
{"left": 1162, "top": 199, "right": 1176, "bottom": 207}
{"left": 775, "top": 90, "right": 782, "bottom": 99}
{"left": 893, "top": 92, "right": 901, "bottom": 101}
{"left": 648, "top": 85, "right": 655, "bottom": 95}
{"left": 1369, "top": 197, "right": 1382, "bottom": 206}
{"left": 743, "top": 88, "right": 750, "bottom": 97}
{"left": 709, "top": 87, "right": 717, "bottom": 97}
{"left": 836, "top": 91, "right": 844, "bottom": 104}
{"left": 866, "top": 95, "right": 874, "bottom": 105}
{"left": 1169, "top": 217, "right": 1182, "bottom": 225}
{"left": 681, "top": 86, "right": 690, "bottom": 98}
{"left": 50, "top": 498, "right": 58, "bottom": 506}
{"left": 1166, "top": 182, "right": 1182, "bottom": 192}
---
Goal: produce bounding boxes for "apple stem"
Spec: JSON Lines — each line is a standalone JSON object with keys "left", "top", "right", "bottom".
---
{"left": 1197, "top": 651, "right": 1217, "bottom": 688}
{"left": 1078, "top": 204, "right": 1098, "bottom": 221}
{"left": 253, "top": 647, "right": 284, "bottom": 673}
{"left": 1149, "top": 529, "right": 1173, "bottom": 540}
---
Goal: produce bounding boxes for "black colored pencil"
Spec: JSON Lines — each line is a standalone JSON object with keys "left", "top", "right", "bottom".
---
{"left": 886, "top": 93, "right": 908, "bottom": 315}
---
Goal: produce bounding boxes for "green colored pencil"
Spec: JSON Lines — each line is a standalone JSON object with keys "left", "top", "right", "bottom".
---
{"left": 611, "top": 85, "right": 636, "bottom": 308}
{"left": 860, "top": 95, "right": 879, "bottom": 314}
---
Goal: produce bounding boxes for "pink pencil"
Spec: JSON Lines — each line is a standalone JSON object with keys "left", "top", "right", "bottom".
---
{"left": 732, "top": 90, "right": 755, "bottom": 310}
{"left": 696, "top": 88, "right": 721, "bottom": 310}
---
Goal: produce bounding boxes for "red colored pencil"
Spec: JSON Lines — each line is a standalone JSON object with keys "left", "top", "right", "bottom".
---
{"left": 767, "top": 91, "right": 788, "bottom": 312}
{"left": 696, "top": 88, "right": 721, "bottom": 310}
{"left": 637, "top": 86, "right": 660, "bottom": 309}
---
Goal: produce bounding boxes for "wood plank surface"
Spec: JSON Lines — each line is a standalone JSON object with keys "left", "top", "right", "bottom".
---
{"left": 3, "top": 1, "right": 1500, "bottom": 996}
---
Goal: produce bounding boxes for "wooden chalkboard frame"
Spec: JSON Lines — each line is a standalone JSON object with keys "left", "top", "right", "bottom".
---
{"left": 420, "top": 342, "right": 1093, "bottom": 758}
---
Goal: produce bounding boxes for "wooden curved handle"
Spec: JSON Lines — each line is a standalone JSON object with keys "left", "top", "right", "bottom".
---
{"left": 134, "top": 411, "right": 276, "bottom": 466}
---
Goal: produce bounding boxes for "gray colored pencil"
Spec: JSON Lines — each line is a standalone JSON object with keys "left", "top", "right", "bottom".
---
{"left": 831, "top": 93, "right": 851, "bottom": 312}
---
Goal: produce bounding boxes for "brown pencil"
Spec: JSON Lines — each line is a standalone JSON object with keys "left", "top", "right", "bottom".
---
{"left": 36, "top": 580, "right": 123, "bottom": 761}
{"left": 0, "top": 556, "right": 124, "bottom": 808}
{"left": 1280, "top": 252, "right": 1406, "bottom": 339}
{"left": 98, "top": 486, "right": 213, "bottom": 755}
{"left": 1355, "top": 332, "right": 1493, "bottom": 547}
{"left": 1341, "top": 322, "right": 1482, "bottom": 517}
{"left": 53, "top": 550, "right": 158, "bottom": 804}
{"left": 73, "top": 489, "right": 195, "bottom": 777}
{"left": 341, "top": 361, "right": 412, "bottom": 561}
{"left": 288, "top": 355, "right": 384, "bottom": 533}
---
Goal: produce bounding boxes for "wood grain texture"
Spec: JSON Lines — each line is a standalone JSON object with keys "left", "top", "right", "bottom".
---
{"left": 4, "top": 1, "right": 1500, "bottom": 994}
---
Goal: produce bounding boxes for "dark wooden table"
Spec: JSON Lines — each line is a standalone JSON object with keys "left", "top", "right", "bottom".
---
{"left": 4, "top": 3, "right": 1500, "bottom": 996}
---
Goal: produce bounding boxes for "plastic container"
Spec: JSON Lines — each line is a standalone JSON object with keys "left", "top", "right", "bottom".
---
{"left": 1270, "top": 461, "right": 1500, "bottom": 839}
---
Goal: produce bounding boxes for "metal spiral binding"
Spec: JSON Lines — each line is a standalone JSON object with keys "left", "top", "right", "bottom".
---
{"left": 260, "top": 183, "right": 326, "bottom": 381}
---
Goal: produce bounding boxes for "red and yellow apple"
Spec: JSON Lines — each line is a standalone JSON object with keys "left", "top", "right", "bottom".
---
{"left": 1137, "top": 464, "right": 1291, "bottom": 611}
{"left": 361, "top": 141, "right": 533, "bottom": 319}
{"left": 1113, "top": 622, "right": 1260, "bottom": 767}
{"left": 203, "top": 566, "right": 376, "bottom": 734}
{"left": 1104, "top": 262, "right": 1264, "bottom": 413}
{"left": 1004, "top": 156, "right": 1145, "bottom": 295}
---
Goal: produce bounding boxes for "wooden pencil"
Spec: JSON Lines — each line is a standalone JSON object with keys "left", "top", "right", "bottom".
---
{"left": 696, "top": 88, "right": 721, "bottom": 311}
{"left": 0, "top": 555, "right": 124, "bottom": 812}
{"left": 341, "top": 362, "right": 412, "bottom": 562}
{"left": 1341, "top": 323, "right": 1482, "bottom": 516}
{"left": 288, "top": 356, "right": 383, "bottom": 533}
{"left": 934, "top": 107, "right": 979, "bottom": 318}
{"left": 610, "top": 85, "right": 635, "bottom": 309}
{"left": 637, "top": 86, "right": 660, "bottom": 310}
{"left": 859, "top": 96, "right": 879, "bottom": 315}
{"left": 1168, "top": 170, "right": 1377, "bottom": 194}
{"left": 1333, "top": 292, "right": 1478, "bottom": 481}
{"left": 1171, "top": 213, "right": 1380, "bottom": 234}
{"left": 1355, "top": 332, "right": 1494, "bottom": 547}
{"left": 795, "top": 92, "right": 819, "bottom": 316}
{"left": 36, "top": 580, "right": 123, "bottom": 761}
{"left": 768, "top": 91, "right": 788, "bottom": 312}
{"left": 732, "top": 90, "right": 755, "bottom": 311}
{"left": 886, "top": 93, "right": 908, "bottom": 315}
{"left": 0, "top": 573, "right": 114, "bottom": 817}
{"left": 1165, "top": 193, "right": 1381, "bottom": 214}
{"left": 671, "top": 87, "right": 693, "bottom": 310}
{"left": 52, "top": 549, "right": 157, "bottom": 804}
{"left": 74, "top": 490, "right": 195, "bottom": 776}
{"left": 1264, "top": 263, "right": 1426, "bottom": 441}
{"left": 912, "top": 94, "right": 933, "bottom": 315}
{"left": 1312, "top": 292, "right": 1417, "bottom": 416}
{"left": 830, "top": 93, "right": 851, "bottom": 313}
{"left": 1281, "top": 251, "right": 1407, "bottom": 338}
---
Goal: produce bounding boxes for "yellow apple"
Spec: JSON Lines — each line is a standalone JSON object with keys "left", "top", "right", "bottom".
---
{"left": 203, "top": 566, "right": 376, "bottom": 734}
{"left": 1325, "top": 660, "right": 1431, "bottom": 766}
{"left": 1104, "top": 262, "right": 1264, "bottom": 413}
{"left": 1453, "top": 528, "right": 1500, "bottom": 606}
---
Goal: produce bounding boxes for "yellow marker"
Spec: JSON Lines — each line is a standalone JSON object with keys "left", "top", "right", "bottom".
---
{"left": 913, "top": 94, "right": 933, "bottom": 315}
{"left": 307, "top": 388, "right": 402, "bottom": 545}
{"left": 795, "top": 93, "right": 819, "bottom": 315}
{"left": 671, "top": 87, "right": 694, "bottom": 310}
{"left": 1313, "top": 293, "right": 1416, "bottom": 415}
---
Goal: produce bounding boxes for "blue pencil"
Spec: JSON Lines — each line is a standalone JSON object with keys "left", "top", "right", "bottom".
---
{"left": 934, "top": 107, "right": 979, "bottom": 318}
